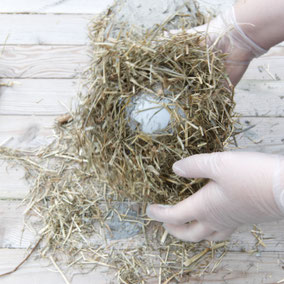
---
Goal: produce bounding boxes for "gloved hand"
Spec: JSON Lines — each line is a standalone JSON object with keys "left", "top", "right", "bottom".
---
{"left": 147, "top": 152, "right": 284, "bottom": 242}
{"left": 167, "top": 7, "right": 267, "bottom": 86}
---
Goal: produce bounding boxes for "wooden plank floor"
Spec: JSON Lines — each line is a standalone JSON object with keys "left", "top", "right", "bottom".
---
{"left": 1, "top": 0, "right": 284, "bottom": 283}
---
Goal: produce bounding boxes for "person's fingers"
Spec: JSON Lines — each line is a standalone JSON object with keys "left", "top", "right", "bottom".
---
{"left": 173, "top": 152, "right": 226, "bottom": 180}
{"left": 146, "top": 202, "right": 195, "bottom": 225}
{"left": 146, "top": 182, "right": 217, "bottom": 225}
{"left": 205, "top": 228, "right": 235, "bottom": 241}
{"left": 163, "top": 221, "right": 214, "bottom": 242}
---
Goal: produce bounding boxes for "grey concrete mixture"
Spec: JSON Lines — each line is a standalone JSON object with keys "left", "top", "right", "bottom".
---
{"left": 109, "top": 0, "right": 234, "bottom": 34}
{"left": 105, "top": 203, "right": 143, "bottom": 240}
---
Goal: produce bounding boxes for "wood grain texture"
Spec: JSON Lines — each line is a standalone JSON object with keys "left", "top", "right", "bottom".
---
{"left": 243, "top": 46, "right": 284, "bottom": 81}
{"left": 0, "top": 0, "right": 235, "bottom": 15}
{"left": 1, "top": 200, "right": 284, "bottom": 253}
{"left": 0, "top": 11, "right": 282, "bottom": 50}
{"left": 235, "top": 80, "right": 284, "bottom": 117}
{"left": 0, "top": 116, "right": 282, "bottom": 150}
{"left": 0, "top": 114, "right": 283, "bottom": 199}
{"left": 231, "top": 144, "right": 284, "bottom": 155}
{"left": 0, "top": 115, "right": 54, "bottom": 146}
{"left": 0, "top": 0, "right": 115, "bottom": 14}
{"left": 1, "top": 200, "right": 284, "bottom": 284}
{"left": 0, "top": 45, "right": 89, "bottom": 79}
{"left": 0, "top": 79, "right": 284, "bottom": 116}
{"left": 0, "top": 248, "right": 284, "bottom": 284}
{"left": 0, "top": 201, "right": 35, "bottom": 249}
{"left": 236, "top": 117, "right": 284, "bottom": 149}
{"left": 0, "top": 45, "right": 283, "bottom": 80}
{"left": 188, "top": 252, "right": 284, "bottom": 284}
{"left": 0, "top": 248, "right": 114, "bottom": 284}
{"left": 0, "top": 78, "right": 283, "bottom": 116}
{"left": 0, "top": 15, "right": 91, "bottom": 45}
{"left": 0, "top": 79, "right": 79, "bottom": 115}
{"left": 0, "top": 162, "right": 28, "bottom": 199}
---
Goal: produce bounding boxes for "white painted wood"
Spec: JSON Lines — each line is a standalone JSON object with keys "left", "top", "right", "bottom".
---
{"left": 235, "top": 80, "right": 284, "bottom": 117}
{"left": 243, "top": 46, "right": 284, "bottom": 81}
{"left": 0, "top": 45, "right": 283, "bottom": 80}
{"left": 0, "top": 114, "right": 283, "bottom": 198}
{"left": 0, "top": 115, "right": 283, "bottom": 151}
{"left": 0, "top": 200, "right": 283, "bottom": 284}
{"left": 188, "top": 251, "right": 284, "bottom": 284}
{"left": 229, "top": 220, "right": 284, "bottom": 253}
{"left": 236, "top": 117, "right": 284, "bottom": 149}
{"left": 0, "top": 248, "right": 284, "bottom": 284}
{"left": 0, "top": 114, "right": 283, "bottom": 199}
{"left": 1, "top": 200, "right": 284, "bottom": 253}
{"left": 0, "top": 79, "right": 283, "bottom": 116}
{"left": 0, "top": 79, "right": 79, "bottom": 115}
{"left": 0, "top": 162, "right": 29, "bottom": 199}
{"left": 231, "top": 144, "right": 284, "bottom": 155}
{"left": 0, "top": 0, "right": 115, "bottom": 14}
{"left": 0, "top": 15, "right": 91, "bottom": 45}
{"left": 1, "top": 144, "right": 284, "bottom": 200}
{"left": 0, "top": 11, "right": 282, "bottom": 50}
{"left": 0, "top": 0, "right": 234, "bottom": 15}
{"left": 0, "top": 115, "right": 55, "bottom": 150}
{"left": 0, "top": 248, "right": 114, "bottom": 284}
{"left": 0, "top": 201, "right": 35, "bottom": 249}
{"left": 0, "top": 45, "right": 90, "bottom": 79}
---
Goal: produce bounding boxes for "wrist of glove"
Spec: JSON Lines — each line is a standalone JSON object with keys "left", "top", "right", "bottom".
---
{"left": 210, "top": 7, "right": 267, "bottom": 63}
{"left": 147, "top": 152, "right": 284, "bottom": 242}
{"left": 167, "top": 7, "right": 268, "bottom": 86}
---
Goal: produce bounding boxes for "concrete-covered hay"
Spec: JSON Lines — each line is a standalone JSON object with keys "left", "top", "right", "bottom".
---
{"left": 79, "top": 3, "right": 235, "bottom": 204}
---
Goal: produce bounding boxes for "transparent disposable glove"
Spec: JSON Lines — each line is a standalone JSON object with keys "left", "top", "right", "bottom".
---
{"left": 168, "top": 7, "right": 267, "bottom": 86}
{"left": 147, "top": 152, "right": 284, "bottom": 242}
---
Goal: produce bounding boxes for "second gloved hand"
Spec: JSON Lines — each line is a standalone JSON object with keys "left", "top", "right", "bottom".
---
{"left": 147, "top": 152, "right": 284, "bottom": 242}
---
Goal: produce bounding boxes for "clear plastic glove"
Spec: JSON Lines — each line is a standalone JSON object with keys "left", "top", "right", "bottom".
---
{"left": 147, "top": 152, "right": 284, "bottom": 242}
{"left": 168, "top": 7, "right": 267, "bottom": 86}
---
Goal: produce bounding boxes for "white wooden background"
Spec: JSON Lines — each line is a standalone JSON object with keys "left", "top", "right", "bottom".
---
{"left": 0, "top": 0, "right": 284, "bottom": 283}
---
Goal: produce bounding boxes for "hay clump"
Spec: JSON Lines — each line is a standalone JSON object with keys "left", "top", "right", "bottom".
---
{"left": 79, "top": 6, "right": 235, "bottom": 204}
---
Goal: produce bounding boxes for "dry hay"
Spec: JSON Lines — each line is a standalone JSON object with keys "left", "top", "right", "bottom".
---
{"left": 0, "top": 1, "right": 237, "bottom": 283}
{"left": 82, "top": 4, "right": 235, "bottom": 205}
